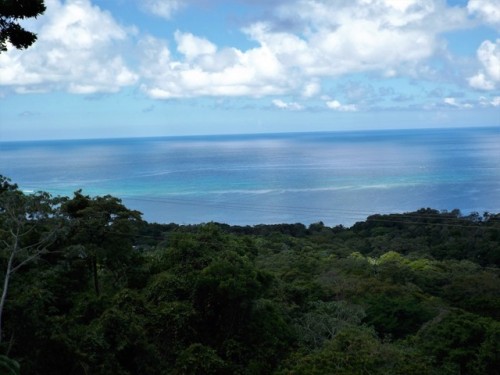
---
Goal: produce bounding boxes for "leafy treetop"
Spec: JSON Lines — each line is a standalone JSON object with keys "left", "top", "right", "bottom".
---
{"left": 0, "top": 0, "right": 46, "bottom": 52}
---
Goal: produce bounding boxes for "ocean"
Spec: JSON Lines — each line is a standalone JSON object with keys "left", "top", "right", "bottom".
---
{"left": 1, "top": 127, "right": 499, "bottom": 226}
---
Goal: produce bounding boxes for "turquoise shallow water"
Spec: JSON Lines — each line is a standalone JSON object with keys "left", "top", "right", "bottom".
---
{"left": 1, "top": 127, "right": 499, "bottom": 225}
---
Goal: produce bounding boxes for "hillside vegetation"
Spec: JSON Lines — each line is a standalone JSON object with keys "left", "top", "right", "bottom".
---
{"left": 1, "top": 176, "right": 499, "bottom": 374}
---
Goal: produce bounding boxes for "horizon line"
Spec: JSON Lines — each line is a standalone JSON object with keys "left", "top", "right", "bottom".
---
{"left": 1, "top": 124, "right": 498, "bottom": 143}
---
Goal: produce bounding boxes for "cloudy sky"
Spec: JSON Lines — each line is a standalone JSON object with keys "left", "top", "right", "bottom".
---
{"left": 0, "top": 0, "right": 499, "bottom": 140}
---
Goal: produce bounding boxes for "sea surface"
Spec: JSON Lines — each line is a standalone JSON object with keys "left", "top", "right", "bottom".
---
{"left": 1, "top": 127, "right": 499, "bottom": 226}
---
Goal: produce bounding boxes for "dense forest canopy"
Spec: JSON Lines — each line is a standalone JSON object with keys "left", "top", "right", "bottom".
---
{"left": 1, "top": 175, "right": 499, "bottom": 374}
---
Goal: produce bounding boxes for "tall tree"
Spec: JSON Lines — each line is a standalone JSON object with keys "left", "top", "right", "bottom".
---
{"left": 0, "top": 0, "right": 46, "bottom": 52}
{"left": 0, "top": 176, "right": 61, "bottom": 344}
{"left": 61, "top": 191, "right": 142, "bottom": 295}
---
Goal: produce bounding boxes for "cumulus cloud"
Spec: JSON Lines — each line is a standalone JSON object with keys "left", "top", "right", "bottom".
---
{"left": 0, "top": 0, "right": 493, "bottom": 103}
{"left": 0, "top": 0, "right": 137, "bottom": 94}
{"left": 443, "top": 97, "right": 474, "bottom": 109}
{"left": 326, "top": 100, "right": 358, "bottom": 112}
{"left": 139, "top": 0, "right": 471, "bottom": 100}
{"left": 302, "top": 82, "right": 321, "bottom": 98}
{"left": 444, "top": 97, "right": 459, "bottom": 106}
{"left": 468, "top": 39, "right": 500, "bottom": 90}
{"left": 140, "top": 0, "right": 185, "bottom": 19}
{"left": 139, "top": 33, "right": 293, "bottom": 98}
{"left": 479, "top": 96, "right": 500, "bottom": 106}
{"left": 467, "top": 0, "right": 500, "bottom": 29}
{"left": 272, "top": 99, "right": 304, "bottom": 110}
{"left": 175, "top": 31, "right": 217, "bottom": 60}
{"left": 245, "top": 19, "right": 433, "bottom": 78}
{"left": 263, "top": 0, "right": 468, "bottom": 75}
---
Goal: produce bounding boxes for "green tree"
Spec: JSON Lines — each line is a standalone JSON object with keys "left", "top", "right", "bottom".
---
{"left": 278, "top": 326, "right": 434, "bottom": 375}
{"left": 77, "top": 290, "right": 162, "bottom": 375}
{"left": 363, "top": 292, "right": 435, "bottom": 339}
{"left": 145, "top": 225, "right": 293, "bottom": 373}
{"left": 61, "top": 191, "right": 142, "bottom": 295}
{"left": 0, "top": 176, "right": 61, "bottom": 345}
{"left": 0, "top": 0, "right": 46, "bottom": 52}
{"left": 294, "top": 300, "right": 365, "bottom": 349}
{"left": 174, "top": 343, "right": 227, "bottom": 375}
{"left": 414, "top": 310, "right": 500, "bottom": 374}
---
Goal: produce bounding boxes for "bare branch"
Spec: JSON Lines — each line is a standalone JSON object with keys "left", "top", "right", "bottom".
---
{"left": 11, "top": 249, "right": 49, "bottom": 273}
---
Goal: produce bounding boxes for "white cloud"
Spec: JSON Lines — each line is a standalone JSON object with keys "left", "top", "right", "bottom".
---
{"left": 326, "top": 100, "right": 357, "bottom": 112}
{"left": 244, "top": 0, "right": 468, "bottom": 79}
{"left": 0, "top": 0, "right": 494, "bottom": 102}
{"left": 468, "top": 39, "right": 500, "bottom": 90}
{"left": 444, "top": 97, "right": 459, "bottom": 106}
{"left": 479, "top": 95, "right": 500, "bottom": 106}
{"left": 444, "top": 97, "right": 475, "bottom": 109}
{"left": 272, "top": 99, "right": 304, "bottom": 110}
{"left": 139, "top": 0, "right": 472, "bottom": 100}
{"left": 139, "top": 33, "right": 293, "bottom": 98}
{"left": 302, "top": 82, "right": 320, "bottom": 97}
{"left": 467, "top": 0, "right": 500, "bottom": 29}
{"left": 469, "top": 73, "right": 496, "bottom": 90}
{"left": 0, "top": 0, "right": 137, "bottom": 93}
{"left": 141, "top": 0, "right": 185, "bottom": 19}
{"left": 175, "top": 31, "right": 217, "bottom": 60}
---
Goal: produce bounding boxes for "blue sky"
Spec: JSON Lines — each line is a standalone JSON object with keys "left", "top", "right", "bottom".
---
{"left": 0, "top": 0, "right": 499, "bottom": 140}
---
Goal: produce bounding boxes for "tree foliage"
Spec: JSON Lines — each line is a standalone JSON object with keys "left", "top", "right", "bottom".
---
{"left": 0, "top": 0, "right": 46, "bottom": 52}
{"left": 1, "top": 177, "right": 499, "bottom": 374}
{"left": 0, "top": 176, "right": 62, "bottom": 344}
{"left": 61, "top": 191, "right": 142, "bottom": 295}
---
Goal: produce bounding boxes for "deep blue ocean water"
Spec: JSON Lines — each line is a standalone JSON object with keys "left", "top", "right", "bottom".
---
{"left": 1, "top": 127, "right": 499, "bottom": 226}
